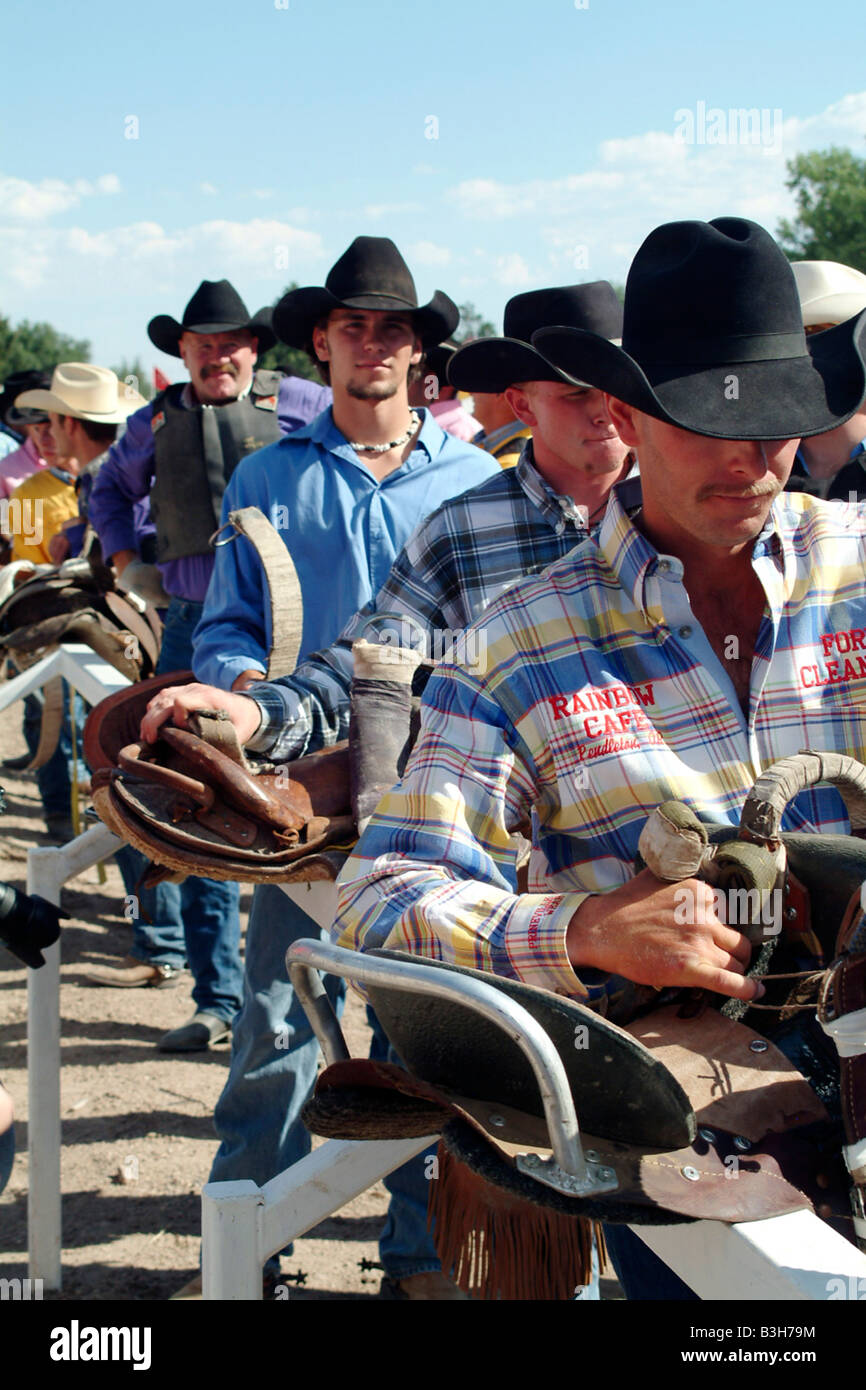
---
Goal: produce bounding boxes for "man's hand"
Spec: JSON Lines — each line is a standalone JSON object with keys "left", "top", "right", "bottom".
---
{"left": 110, "top": 548, "right": 138, "bottom": 578}
{"left": 567, "top": 868, "right": 762, "bottom": 1002}
{"left": 140, "top": 683, "right": 262, "bottom": 745}
{"left": 231, "top": 669, "right": 266, "bottom": 692}
{"left": 116, "top": 560, "right": 170, "bottom": 608}
{"left": 48, "top": 532, "right": 70, "bottom": 564}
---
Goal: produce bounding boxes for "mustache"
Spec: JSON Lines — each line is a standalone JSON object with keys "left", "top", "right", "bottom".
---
{"left": 202, "top": 363, "right": 238, "bottom": 378}
{"left": 696, "top": 482, "right": 781, "bottom": 502}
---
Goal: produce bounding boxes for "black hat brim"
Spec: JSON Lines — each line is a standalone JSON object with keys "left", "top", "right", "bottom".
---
{"left": 273, "top": 286, "right": 458, "bottom": 351}
{"left": 532, "top": 310, "right": 866, "bottom": 440}
{"left": 147, "top": 309, "right": 276, "bottom": 358}
{"left": 3, "top": 402, "right": 48, "bottom": 428}
{"left": 447, "top": 337, "right": 579, "bottom": 394}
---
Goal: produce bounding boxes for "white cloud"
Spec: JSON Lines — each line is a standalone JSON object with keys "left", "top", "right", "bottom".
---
{"left": 0, "top": 218, "right": 325, "bottom": 293}
{"left": 0, "top": 172, "right": 122, "bottom": 221}
{"left": 406, "top": 240, "right": 451, "bottom": 266}
{"left": 446, "top": 91, "right": 866, "bottom": 283}
{"left": 493, "top": 253, "right": 531, "bottom": 287}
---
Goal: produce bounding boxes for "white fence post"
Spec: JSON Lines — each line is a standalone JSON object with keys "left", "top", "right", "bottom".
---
{"left": 201, "top": 1181, "right": 265, "bottom": 1300}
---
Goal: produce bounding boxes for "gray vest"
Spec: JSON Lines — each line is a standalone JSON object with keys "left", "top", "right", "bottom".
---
{"left": 150, "top": 369, "right": 283, "bottom": 563}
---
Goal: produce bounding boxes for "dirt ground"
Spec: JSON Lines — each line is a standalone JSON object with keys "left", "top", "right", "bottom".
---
{"left": 0, "top": 697, "right": 620, "bottom": 1303}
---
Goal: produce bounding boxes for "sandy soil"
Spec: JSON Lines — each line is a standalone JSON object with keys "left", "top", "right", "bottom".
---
{"left": 0, "top": 698, "right": 620, "bottom": 1302}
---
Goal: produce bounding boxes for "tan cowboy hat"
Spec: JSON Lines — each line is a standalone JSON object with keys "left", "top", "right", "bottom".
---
{"left": 15, "top": 363, "right": 145, "bottom": 423}
{"left": 792, "top": 261, "right": 866, "bottom": 328}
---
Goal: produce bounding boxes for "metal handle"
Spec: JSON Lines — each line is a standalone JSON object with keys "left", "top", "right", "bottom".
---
{"left": 286, "top": 937, "right": 590, "bottom": 1183}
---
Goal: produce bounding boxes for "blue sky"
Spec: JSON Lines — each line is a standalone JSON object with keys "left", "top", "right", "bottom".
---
{"left": 2, "top": 0, "right": 865, "bottom": 380}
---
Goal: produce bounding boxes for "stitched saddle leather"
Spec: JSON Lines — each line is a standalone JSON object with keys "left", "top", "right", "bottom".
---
{"left": 85, "top": 671, "right": 353, "bottom": 882}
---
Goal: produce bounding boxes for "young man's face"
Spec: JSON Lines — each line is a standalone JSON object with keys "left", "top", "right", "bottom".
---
{"left": 179, "top": 329, "right": 258, "bottom": 405}
{"left": 47, "top": 412, "right": 75, "bottom": 459}
{"left": 313, "top": 309, "right": 422, "bottom": 401}
{"left": 26, "top": 418, "right": 57, "bottom": 462}
{"left": 607, "top": 398, "right": 798, "bottom": 553}
{"left": 506, "top": 381, "right": 629, "bottom": 476}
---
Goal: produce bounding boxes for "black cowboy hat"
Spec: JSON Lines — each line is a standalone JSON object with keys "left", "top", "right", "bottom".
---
{"left": 272, "top": 237, "right": 459, "bottom": 350}
{"left": 147, "top": 280, "right": 276, "bottom": 357}
{"left": 448, "top": 283, "right": 622, "bottom": 394}
{"left": 532, "top": 218, "right": 866, "bottom": 441}
{"left": 1, "top": 369, "right": 52, "bottom": 428}
{"left": 422, "top": 338, "right": 460, "bottom": 387}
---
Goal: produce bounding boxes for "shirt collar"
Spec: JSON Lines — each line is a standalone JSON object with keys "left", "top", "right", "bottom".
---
{"left": 516, "top": 443, "right": 642, "bottom": 538}
{"left": 598, "top": 481, "right": 784, "bottom": 613}
{"left": 181, "top": 378, "right": 253, "bottom": 410}
{"left": 288, "top": 404, "right": 437, "bottom": 468}
{"left": 515, "top": 440, "right": 595, "bottom": 535}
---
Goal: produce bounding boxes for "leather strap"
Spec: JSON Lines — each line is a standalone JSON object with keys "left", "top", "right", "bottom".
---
{"left": 226, "top": 506, "right": 303, "bottom": 680}
{"left": 22, "top": 674, "right": 65, "bottom": 771}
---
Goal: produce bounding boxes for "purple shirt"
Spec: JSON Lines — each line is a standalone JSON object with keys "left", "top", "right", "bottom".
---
{"left": 88, "top": 374, "right": 332, "bottom": 601}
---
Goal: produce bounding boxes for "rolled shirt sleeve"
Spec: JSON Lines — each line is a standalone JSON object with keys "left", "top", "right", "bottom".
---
{"left": 332, "top": 658, "right": 586, "bottom": 999}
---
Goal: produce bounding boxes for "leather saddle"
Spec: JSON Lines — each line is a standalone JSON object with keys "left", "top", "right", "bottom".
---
{"left": 84, "top": 670, "right": 354, "bottom": 883}
{"left": 0, "top": 553, "right": 162, "bottom": 683}
{"left": 0, "top": 553, "right": 163, "bottom": 772}
{"left": 84, "top": 626, "right": 434, "bottom": 884}
{"left": 300, "top": 751, "right": 866, "bottom": 1295}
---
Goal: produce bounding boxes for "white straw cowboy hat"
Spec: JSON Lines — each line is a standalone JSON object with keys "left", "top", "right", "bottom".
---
{"left": 792, "top": 261, "right": 866, "bottom": 328}
{"left": 15, "top": 363, "right": 145, "bottom": 423}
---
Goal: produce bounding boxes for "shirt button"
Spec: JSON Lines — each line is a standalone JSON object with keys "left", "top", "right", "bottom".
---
{"left": 678, "top": 625, "right": 693, "bottom": 639}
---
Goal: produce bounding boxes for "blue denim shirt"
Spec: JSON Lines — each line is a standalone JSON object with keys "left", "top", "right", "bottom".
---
{"left": 192, "top": 406, "right": 499, "bottom": 689}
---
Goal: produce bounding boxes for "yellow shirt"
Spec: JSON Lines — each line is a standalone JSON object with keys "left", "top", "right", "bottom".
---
{"left": 479, "top": 422, "right": 532, "bottom": 470}
{"left": 5, "top": 468, "right": 78, "bottom": 565}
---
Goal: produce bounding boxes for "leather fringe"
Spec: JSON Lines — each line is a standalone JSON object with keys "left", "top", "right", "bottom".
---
{"left": 428, "top": 1138, "right": 605, "bottom": 1301}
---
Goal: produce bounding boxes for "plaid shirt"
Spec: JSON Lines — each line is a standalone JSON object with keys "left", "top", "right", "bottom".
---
{"left": 247, "top": 444, "right": 635, "bottom": 759}
{"left": 333, "top": 487, "right": 866, "bottom": 1005}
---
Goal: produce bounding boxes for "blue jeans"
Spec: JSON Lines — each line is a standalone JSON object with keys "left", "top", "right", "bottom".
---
{"left": 209, "top": 883, "right": 441, "bottom": 1280}
{"left": 603, "top": 1223, "right": 699, "bottom": 1300}
{"left": 115, "top": 597, "right": 242, "bottom": 1022}
{"left": 22, "top": 680, "right": 87, "bottom": 820}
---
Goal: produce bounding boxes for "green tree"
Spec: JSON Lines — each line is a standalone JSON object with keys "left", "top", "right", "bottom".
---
{"left": 776, "top": 147, "right": 866, "bottom": 272}
{"left": 0, "top": 314, "right": 90, "bottom": 382}
{"left": 111, "top": 358, "right": 153, "bottom": 403}
{"left": 256, "top": 282, "right": 324, "bottom": 382}
{"left": 454, "top": 301, "right": 496, "bottom": 343}
{"left": 112, "top": 357, "right": 153, "bottom": 402}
